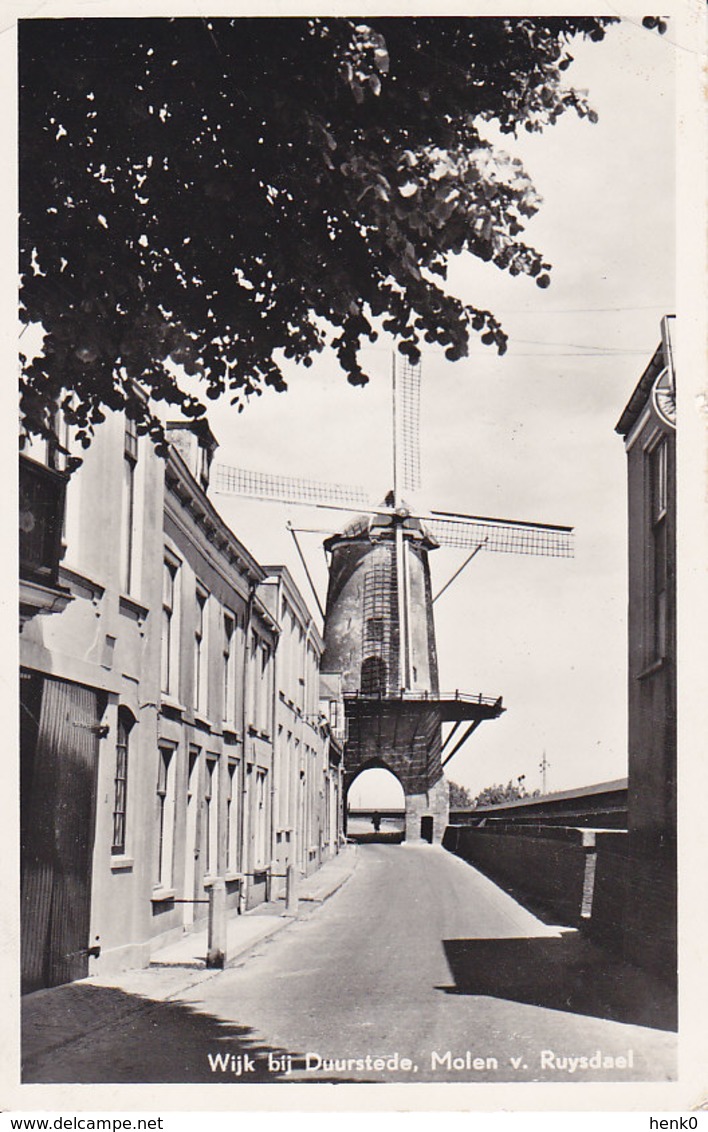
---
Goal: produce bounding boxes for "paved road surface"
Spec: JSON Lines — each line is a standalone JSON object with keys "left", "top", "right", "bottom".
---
{"left": 24, "top": 844, "right": 676, "bottom": 1084}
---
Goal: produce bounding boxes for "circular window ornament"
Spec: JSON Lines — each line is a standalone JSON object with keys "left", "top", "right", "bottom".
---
{"left": 652, "top": 366, "right": 676, "bottom": 429}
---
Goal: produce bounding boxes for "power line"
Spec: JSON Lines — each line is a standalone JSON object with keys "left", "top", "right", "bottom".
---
{"left": 513, "top": 338, "right": 649, "bottom": 352}
{"left": 495, "top": 304, "right": 668, "bottom": 314}
{"left": 470, "top": 349, "right": 649, "bottom": 358}
{"left": 362, "top": 344, "right": 651, "bottom": 360}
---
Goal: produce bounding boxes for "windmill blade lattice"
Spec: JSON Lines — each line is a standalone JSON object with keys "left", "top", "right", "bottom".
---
{"left": 424, "top": 514, "right": 574, "bottom": 558}
{"left": 212, "top": 464, "right": 374, "bottom": 511}
{"left": 394, "top": 357, "right": 422, "bottom": 495}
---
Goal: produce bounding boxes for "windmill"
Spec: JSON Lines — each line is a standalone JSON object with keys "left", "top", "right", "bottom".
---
{"left": 212, "top": 354, "right": 573, "bottom": 841}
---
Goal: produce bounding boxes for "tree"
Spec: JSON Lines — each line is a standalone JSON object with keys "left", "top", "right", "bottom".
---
{"left": 20, "top": 16, "right": 615, "bottom": 451}
{"left": 448, "top": 780, "right": 474, "bottom": 808}
{"left": 471, "top": 777, "right": 540, "bottom": 809}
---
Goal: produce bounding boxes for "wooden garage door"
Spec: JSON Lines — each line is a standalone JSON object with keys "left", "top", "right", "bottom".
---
{"left": 21, "top": 675, "right": 101, "bottom": 993}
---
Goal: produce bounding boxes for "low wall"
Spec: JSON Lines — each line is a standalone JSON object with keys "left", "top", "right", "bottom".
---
{"left": 443, "top": 823, "right": 598, "bottom": 926}
{"left": 590, "top": 831, "right": 676, "bottom": 985}
{"left": 444, "top": 824, "right": 676, "bottom": 986}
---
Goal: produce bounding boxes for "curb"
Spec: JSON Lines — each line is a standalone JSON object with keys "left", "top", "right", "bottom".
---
{"left": 298, "top": 864, "right": 356, "bottom": 905}
{"left": 222, "top": 914, "right": 293, "bottom": 969}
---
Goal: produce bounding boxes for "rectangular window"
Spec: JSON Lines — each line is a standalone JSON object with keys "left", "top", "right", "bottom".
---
{"left": 280, "top": 729, "right": 293, "bottom": 830}
{"left": 161, "top": 556, "right": 179, "bottom": 696}
{"left": 249, "top": 630, "right": 259, "bottom": 729}
{"left": 112, "top": 714, "right": 131, "bottom": 855}
{"left": 329, "top": 699, "right": 339, "bottom": 732}
{"left": 194, "top": 585, "right": 209, "bottom": 713}
{"left": 204, "top": 756, "right": 218, "bottom": 877}
{"left": 223, "top": 611, "right": 235, "bottom": 722}
{"left": 649, "top": 438, "right": 669, "bottom": 661}
{"left": 366, "top": 617, "right": 385, "bottom": 643}
{"left": 184, "top": 746, "right": 200, "bottom": 908}
{"left": 120, "top": 416, "right": 138, "bottom": 594}
{"left": 226, "top": 760, "right": 239, "bottom": 872}
{"left": 255, "top": 768, "right": 268, "bottom": 867}
{"left": 651, "top": 436, "right": 668, "bottom": 522}
{"left": 156, "top": 745, "right": 176, "bottom": 889}
{"left": 259, "top": 641, "right": 272, "bottom": 733}
{"left": 653, "top": 515, "right": 668, "bottom": 660}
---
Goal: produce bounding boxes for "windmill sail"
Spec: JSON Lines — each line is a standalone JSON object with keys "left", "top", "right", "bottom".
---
{"left": 212, "top": 464, "right": 373, "bottom": 512}
{"left": 423, "top": 512, "right": 574, "bottom": 557}
{"left": 393, "top": 356, "right": 422, "bottom": 497}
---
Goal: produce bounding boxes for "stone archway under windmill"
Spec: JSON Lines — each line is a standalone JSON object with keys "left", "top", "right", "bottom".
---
{"left": 342, "top": 697, "right": 453, "bottom": 844}
{"left": 346, "top": 764, "right": 406, "bottom": 843}
{"left": 342, "top": 691, "right": 505, "bottom": 844}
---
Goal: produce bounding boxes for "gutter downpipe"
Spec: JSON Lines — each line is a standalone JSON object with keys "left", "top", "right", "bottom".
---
{"left": 238, "top": 582, "right": 256, "bottom": 914}
{"left": 268, "top": 580, "right": 281, "bottom": 901}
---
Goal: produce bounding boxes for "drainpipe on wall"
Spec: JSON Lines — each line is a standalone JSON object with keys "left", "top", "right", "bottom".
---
{"left": 267, "top": 593, "right": 280, "bottom": 902}
{"left": 238, "top": 582, "right": 256, "bottom": 914}
{"left": 305, "top": 617, "right": 315, "bottom": 875}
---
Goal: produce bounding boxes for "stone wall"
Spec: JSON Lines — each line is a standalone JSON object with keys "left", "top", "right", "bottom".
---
{"left": 589, "top": 831, "right": 676, "bottom": 985}
{"left": 405, "top": 775, "right": 449, "bottom": 843}
{"left": 443, "top": 823, "right": 599, "bottom": 926}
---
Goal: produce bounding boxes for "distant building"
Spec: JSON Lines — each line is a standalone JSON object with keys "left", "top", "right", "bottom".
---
{"left": 259, "top": 566, "right": 343, "bottom": 892}
{"left": 19, "top": 409, "right": 342, "bottom": 992}
{"left": 614, "top": 315, "right": 676, "bottom": 978}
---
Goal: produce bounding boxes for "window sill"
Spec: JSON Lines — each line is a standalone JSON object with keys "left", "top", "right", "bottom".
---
{"left": 119, "top": 594, "right": 149, "bottom": 624}
{"left": 225, "top": 871, "right": 244, "bottom": 884}
{"left": 151, "top": 888, "right": 176, "bottom": 903}
{"left": 160, "top": 695, "right": 186, "bottom": 716}
{"left": 638, "top": 657, "right": 667, "bottom": 681}
{"left": 110, "top": 855, "right": 134, "bottom": 872}
{"left": 193, "top": 711, "right": 213, "bottom": 731}
{"left": 59, "top": 565, "right": 105, "bottom": 604}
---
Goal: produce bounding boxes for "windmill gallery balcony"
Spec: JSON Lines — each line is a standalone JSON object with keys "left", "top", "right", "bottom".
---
{"left": 20, "top": 454, "right": 72, "bottom": 627}
{"left": 343, "top": 689, "right": 505, "bottom": 788}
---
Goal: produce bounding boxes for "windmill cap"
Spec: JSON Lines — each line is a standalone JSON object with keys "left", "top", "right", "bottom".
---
{"left": 324, "top": 503, "right": 439, "bottom": 551}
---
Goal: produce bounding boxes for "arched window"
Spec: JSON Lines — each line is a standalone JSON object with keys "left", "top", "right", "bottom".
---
{"left": 361, "top": 656, "right": 387, "bottom": 696}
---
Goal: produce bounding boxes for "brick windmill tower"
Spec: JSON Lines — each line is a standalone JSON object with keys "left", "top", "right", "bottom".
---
{"left": 214, "top": 356, "right": 573, "bottom": 842}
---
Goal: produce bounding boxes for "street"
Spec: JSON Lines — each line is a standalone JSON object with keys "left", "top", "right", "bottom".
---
{"left": 23, "top": 844, "right": 676, "bottom": 1084}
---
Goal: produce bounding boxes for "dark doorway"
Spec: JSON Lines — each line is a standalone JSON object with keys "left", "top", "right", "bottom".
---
{"left": 360, "top": 655, "right": 387, "bottom": 696}
{"left": 21, "top": 674, "right": 102, "bottom": 993}
{"left": 420, "top": 815, "right": 434, "bottom": 843}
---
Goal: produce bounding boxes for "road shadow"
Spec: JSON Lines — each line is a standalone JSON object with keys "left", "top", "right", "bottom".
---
{"left": 22, "top": 982, "right": 358, "bottom": 1084}
{"left": 439, "top": 931, "right": 677, "bottom": 1033}
{"left": 446, "top": 850, "right": 578, "bottom": 926}
{"left": 347, "top": 831, "right": 403, "bottom": 844}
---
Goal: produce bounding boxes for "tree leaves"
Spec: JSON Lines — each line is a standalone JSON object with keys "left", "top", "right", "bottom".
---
{"left": 19, "top": 16, "right": 614, "bottom": 449}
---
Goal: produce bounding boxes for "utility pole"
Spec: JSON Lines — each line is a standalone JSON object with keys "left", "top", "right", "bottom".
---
{"left": 539, "top": 751, "right": 550, "bottom": 795}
